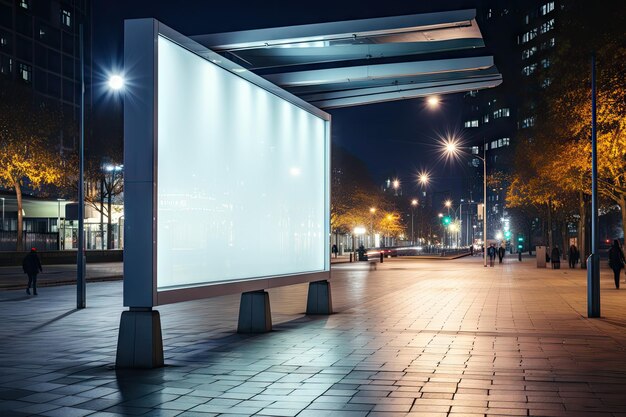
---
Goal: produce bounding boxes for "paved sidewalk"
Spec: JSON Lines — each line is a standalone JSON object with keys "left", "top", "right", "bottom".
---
{"left": 1, "top": 256, "right": 626, "bottom": 416}
{"left": 0, "top": 263, "right": 123, "bottom": 289}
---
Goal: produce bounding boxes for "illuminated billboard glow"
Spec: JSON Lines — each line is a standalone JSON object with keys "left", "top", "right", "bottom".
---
{"left": 156, "top": 35, "right": 329, "bottom": 292}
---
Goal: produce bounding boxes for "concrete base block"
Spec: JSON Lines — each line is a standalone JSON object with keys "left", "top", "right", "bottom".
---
{"left": 237, "top": 291, "right": 272, "bottom": 333}
{"left": 306, "top": 280, "right": 333, "bottom": 315}
{"left": 116, "top": 309, "right": 164, "bottom": 369}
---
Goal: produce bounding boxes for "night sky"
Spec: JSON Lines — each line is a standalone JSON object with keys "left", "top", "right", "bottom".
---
{"left": 92, "top": 0, "right": 478, "bottom": 199}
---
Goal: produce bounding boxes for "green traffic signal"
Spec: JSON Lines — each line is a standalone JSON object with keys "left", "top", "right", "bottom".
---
{"left": 518, "top": 236, "right": 524, "bottom": 242}
{"left": 442, "top": 216, "right": 451, "bottom": 225}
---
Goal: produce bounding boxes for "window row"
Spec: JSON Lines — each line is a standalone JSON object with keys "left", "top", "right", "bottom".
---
{"left": 521, "top": 116, "right": 536, "bottom": 128}
{"left": 16, "top": 0, "right": 73, "bottom": 28}
{"left": 540, "top": 19, "right": 554, "bottom": 34}
{"left": 464, "top": 120, "right": 479, "bottom": 128}
{"left": 522, "top": 46, "right": 537, "bottom": 60}
{"left": 522, "top": 63, "right": 537, "bottom": 76}
{"left": 489, "top": 138, "right": 510, "bottom": 149}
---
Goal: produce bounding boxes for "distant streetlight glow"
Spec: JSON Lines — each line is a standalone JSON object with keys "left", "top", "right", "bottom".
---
{"left": 417, "top": 171, "right": 430, "bottom": 186}
{"left": 392, "top": 179, "right": 400, "bottom": 189}
{"left": 370, "top": 207, "right": 376, "bottom": 214}
{"left": 445, "top": 200, "right": 452, "bottom": 208}
{"left": 108, "top": 74, "right": 125, "bottom": 90}
{"left": 411, "top": 199, "right": 418, "bottom": 206}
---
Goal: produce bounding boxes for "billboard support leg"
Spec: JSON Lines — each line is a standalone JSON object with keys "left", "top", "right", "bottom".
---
{"left": 306, "top": 280, "right": 333, "bottom": 315}
{"left": 116, "top": 308, "right": 164, "bottom": 369}
{"left": 237, "top": 291, "right": 272, "bottom": 333}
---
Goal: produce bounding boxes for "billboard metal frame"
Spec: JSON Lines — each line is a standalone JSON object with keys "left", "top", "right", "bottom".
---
{"left": 123, "top": 18, "right": 331, "bottom": 309}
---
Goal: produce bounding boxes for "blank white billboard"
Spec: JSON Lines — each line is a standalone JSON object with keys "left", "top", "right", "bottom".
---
{"left": 156, "top": 35, "right": 329, "bottom": 291}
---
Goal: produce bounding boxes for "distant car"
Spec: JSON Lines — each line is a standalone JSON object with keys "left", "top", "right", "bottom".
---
{"left": 380, "top": 248, "right": 398, "bottom": 257}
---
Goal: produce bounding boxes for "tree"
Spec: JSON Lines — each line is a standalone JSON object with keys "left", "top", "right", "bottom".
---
{"left": 0, "top": 80, "right": 65, "bottom": 250}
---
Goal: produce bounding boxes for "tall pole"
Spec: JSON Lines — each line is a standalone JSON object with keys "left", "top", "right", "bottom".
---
{"left": 77, "top": 24, "right": 86, "bottom": 309}
{"left": 459, "top": 203, "right": 463, "bottom": 246}
{"left": 411, "top": 208, "right": 414, "bottom": 245}
{"left": 57, "top": 200, "right": 61, "bottom": 250}
{"left": 1, "top": 198, "right": 4, "bottom": 231}
{"left": 483, "top": 146, "right": 488, "bottom": 267}
{"left": 588, "top": 53, "right": 600, "bottom": 317}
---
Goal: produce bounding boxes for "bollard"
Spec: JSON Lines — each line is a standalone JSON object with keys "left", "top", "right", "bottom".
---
{"left": 349, "top": 253, "right": 353, "bottom": 262}
{"left": 380, "top": 252, "right": 383, "bottom": 263}
{"left": 518, "top": 252, "right": 522, "bottom": 262}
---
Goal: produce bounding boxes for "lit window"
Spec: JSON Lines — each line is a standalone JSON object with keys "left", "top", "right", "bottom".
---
{"left": 522, "top": 64, "right": 537, "bottom": 76}
{"left": 0, "top": 36, "right": 7, "bottom": 47}
{"left": 39, "top": 28, "right": 46, "bottom": 38}
{"left": 522, "top": 117, "right": 536, "bottom": 128}
{"left": 483, "top": 114, "right": 489, "bottom": 123}
{"left": 472, "top": 146, "right": 479, "bottom": 155}
{"left": 541, "top": 2, "right": 555, "bottom": 15}
{"left": 520, "top": 28, "right": 537, "bottom": 44}
{"left": 464, "top": 120, "right": 479, "bottom": 128}
{"left": 491, "top": 141, "right": 498, "bottom": 149}
{"left": 61, "top": 9, "right": 71, "bottom": 27}
{"left": 540, "top": 19, "right": 554, "bottom": 34}
{"left": 541, "top": 58, "right": 550, "bottom": 68}
{"left": 541, "top": 78, "right": 552, "bottom": 88}
{"left": 19, "top": 0, "right": 29, "bottom": 9}
{"left": 0, "top": 56, "right": 12, "bottom": 75}
{"left": 493, "top": 108, "right": 510, "bottom": 119}
{"left": 522, "top": 46, "right": 537, "bottom": 60}
{"left": 18, "top": 63, "right": 31, "bottom": 83}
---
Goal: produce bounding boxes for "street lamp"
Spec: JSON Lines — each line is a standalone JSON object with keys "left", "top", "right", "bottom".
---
{"left": 411, "top": 199, "right": 418, "bottom": 245}
{"left": 444, "top": 139, "right": 488, "bottom": 267}
{"left": 1, "top": 197, "right": 4, "bottom": 231}
{"left": 427, "top": 96, "right": 440, "bottom": 108}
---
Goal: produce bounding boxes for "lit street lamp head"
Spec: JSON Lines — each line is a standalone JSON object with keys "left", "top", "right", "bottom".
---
{"left": 411, "top": 199, "right": 418, "bottom": 206}
{"left": 108, "top": 74, "right": 125, "bottom": 90}
{"left": 427, "top": 96, "right": 440, "bottom": 108}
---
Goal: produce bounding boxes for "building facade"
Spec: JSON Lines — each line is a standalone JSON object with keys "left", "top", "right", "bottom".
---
{"left": 461, "top": 0, "right": 559, "bottom": 247}
{"left": 0, "top": 0, "right": 91, "bottom": 152}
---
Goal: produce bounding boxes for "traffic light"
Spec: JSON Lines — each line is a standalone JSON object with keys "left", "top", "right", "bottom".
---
{"left": 504, "top": 230, "right": 511, "bottom": 239}
{"left": 517, "top": 235, "right": 524, "bottom": 249}
{"left": 442, "top": 216, "right": 451, "bottom": 225}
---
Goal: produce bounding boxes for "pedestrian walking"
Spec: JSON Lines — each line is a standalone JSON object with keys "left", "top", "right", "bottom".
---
{"left": 22, "top": 248, "right": 42, "bottom": 295}
{"left": 551, "top": 245, "right": 561, "bottom": 269}
{"left": 331, "top": 244, "right": 338, "bottom": 258}
{"left": 608, "top": 239, "right": 625, "bottom": 289}
{"left": 487, "top": 244, "right": 496, "bottom": 267}
{"left": 568, "top": 244, "right": 579, "bottom": 268}
{"left": 497, "top": 245, "right": 505, "bottom": 264}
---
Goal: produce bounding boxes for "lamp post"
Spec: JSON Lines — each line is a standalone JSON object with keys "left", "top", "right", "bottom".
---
{"left": 369, "top": 207, "right": 376, "bottom": 247}
{"left": 444, "top": 140, "right": 488, "bottom": 267}
{"left": 1, "top": 197, "right": 4, "bottom": 231}
{"left": 77, "top": 23, "right": 86, "bottom": 308}
{"left": 411, "top": 199, "right": 418, "bottom": 245}
{"left": 57, "top": 198, "right": 65, "bottom": 250}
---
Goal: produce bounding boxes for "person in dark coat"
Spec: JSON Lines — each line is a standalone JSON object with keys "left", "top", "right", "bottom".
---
{"left": 608, "top": 239, "right": 626, "bottom": 289}
{"left": 487, "top": 244, "right": 496, "bottom": 267}
{"left": 331, "top": 244, "right": 338, "bottom": 258}
{"left": 497, "top": 245, "right": 505, "bottom": 264}
{"left": 551, "top": 245, "right": 561, "bottom": 269}
{"left": 568, "top": 245, "right": 579, "bottom": 268}
{"left": 23, "top": 248, "right": 43, "bottom": 295}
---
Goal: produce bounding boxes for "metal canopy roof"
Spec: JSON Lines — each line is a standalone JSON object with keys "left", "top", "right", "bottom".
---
{"left": 191, "top": 9, "right": 502, "bottom": 108}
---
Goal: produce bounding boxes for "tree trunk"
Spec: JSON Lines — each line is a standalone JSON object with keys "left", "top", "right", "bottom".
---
{"left": 107, "top": 193, "right": 113, "bottom": 249}
{"left": 561, "top": 220, "right": 568, "bottom": 260}
{"left": 100, "top": 178, "right": 105, "bottom": 250}
{"left": 547, "top": 200, "right": 553, "bottom": 249}
{"left": 14, "top": 181, "right": 23, "bottom": 251}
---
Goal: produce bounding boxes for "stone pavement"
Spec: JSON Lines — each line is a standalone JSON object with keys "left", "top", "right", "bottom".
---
{"left": 1, "top": 256, "right": 626, "bottom": 416}
{"left": 0, "top": 263, "right": 124, "bottom": 290}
